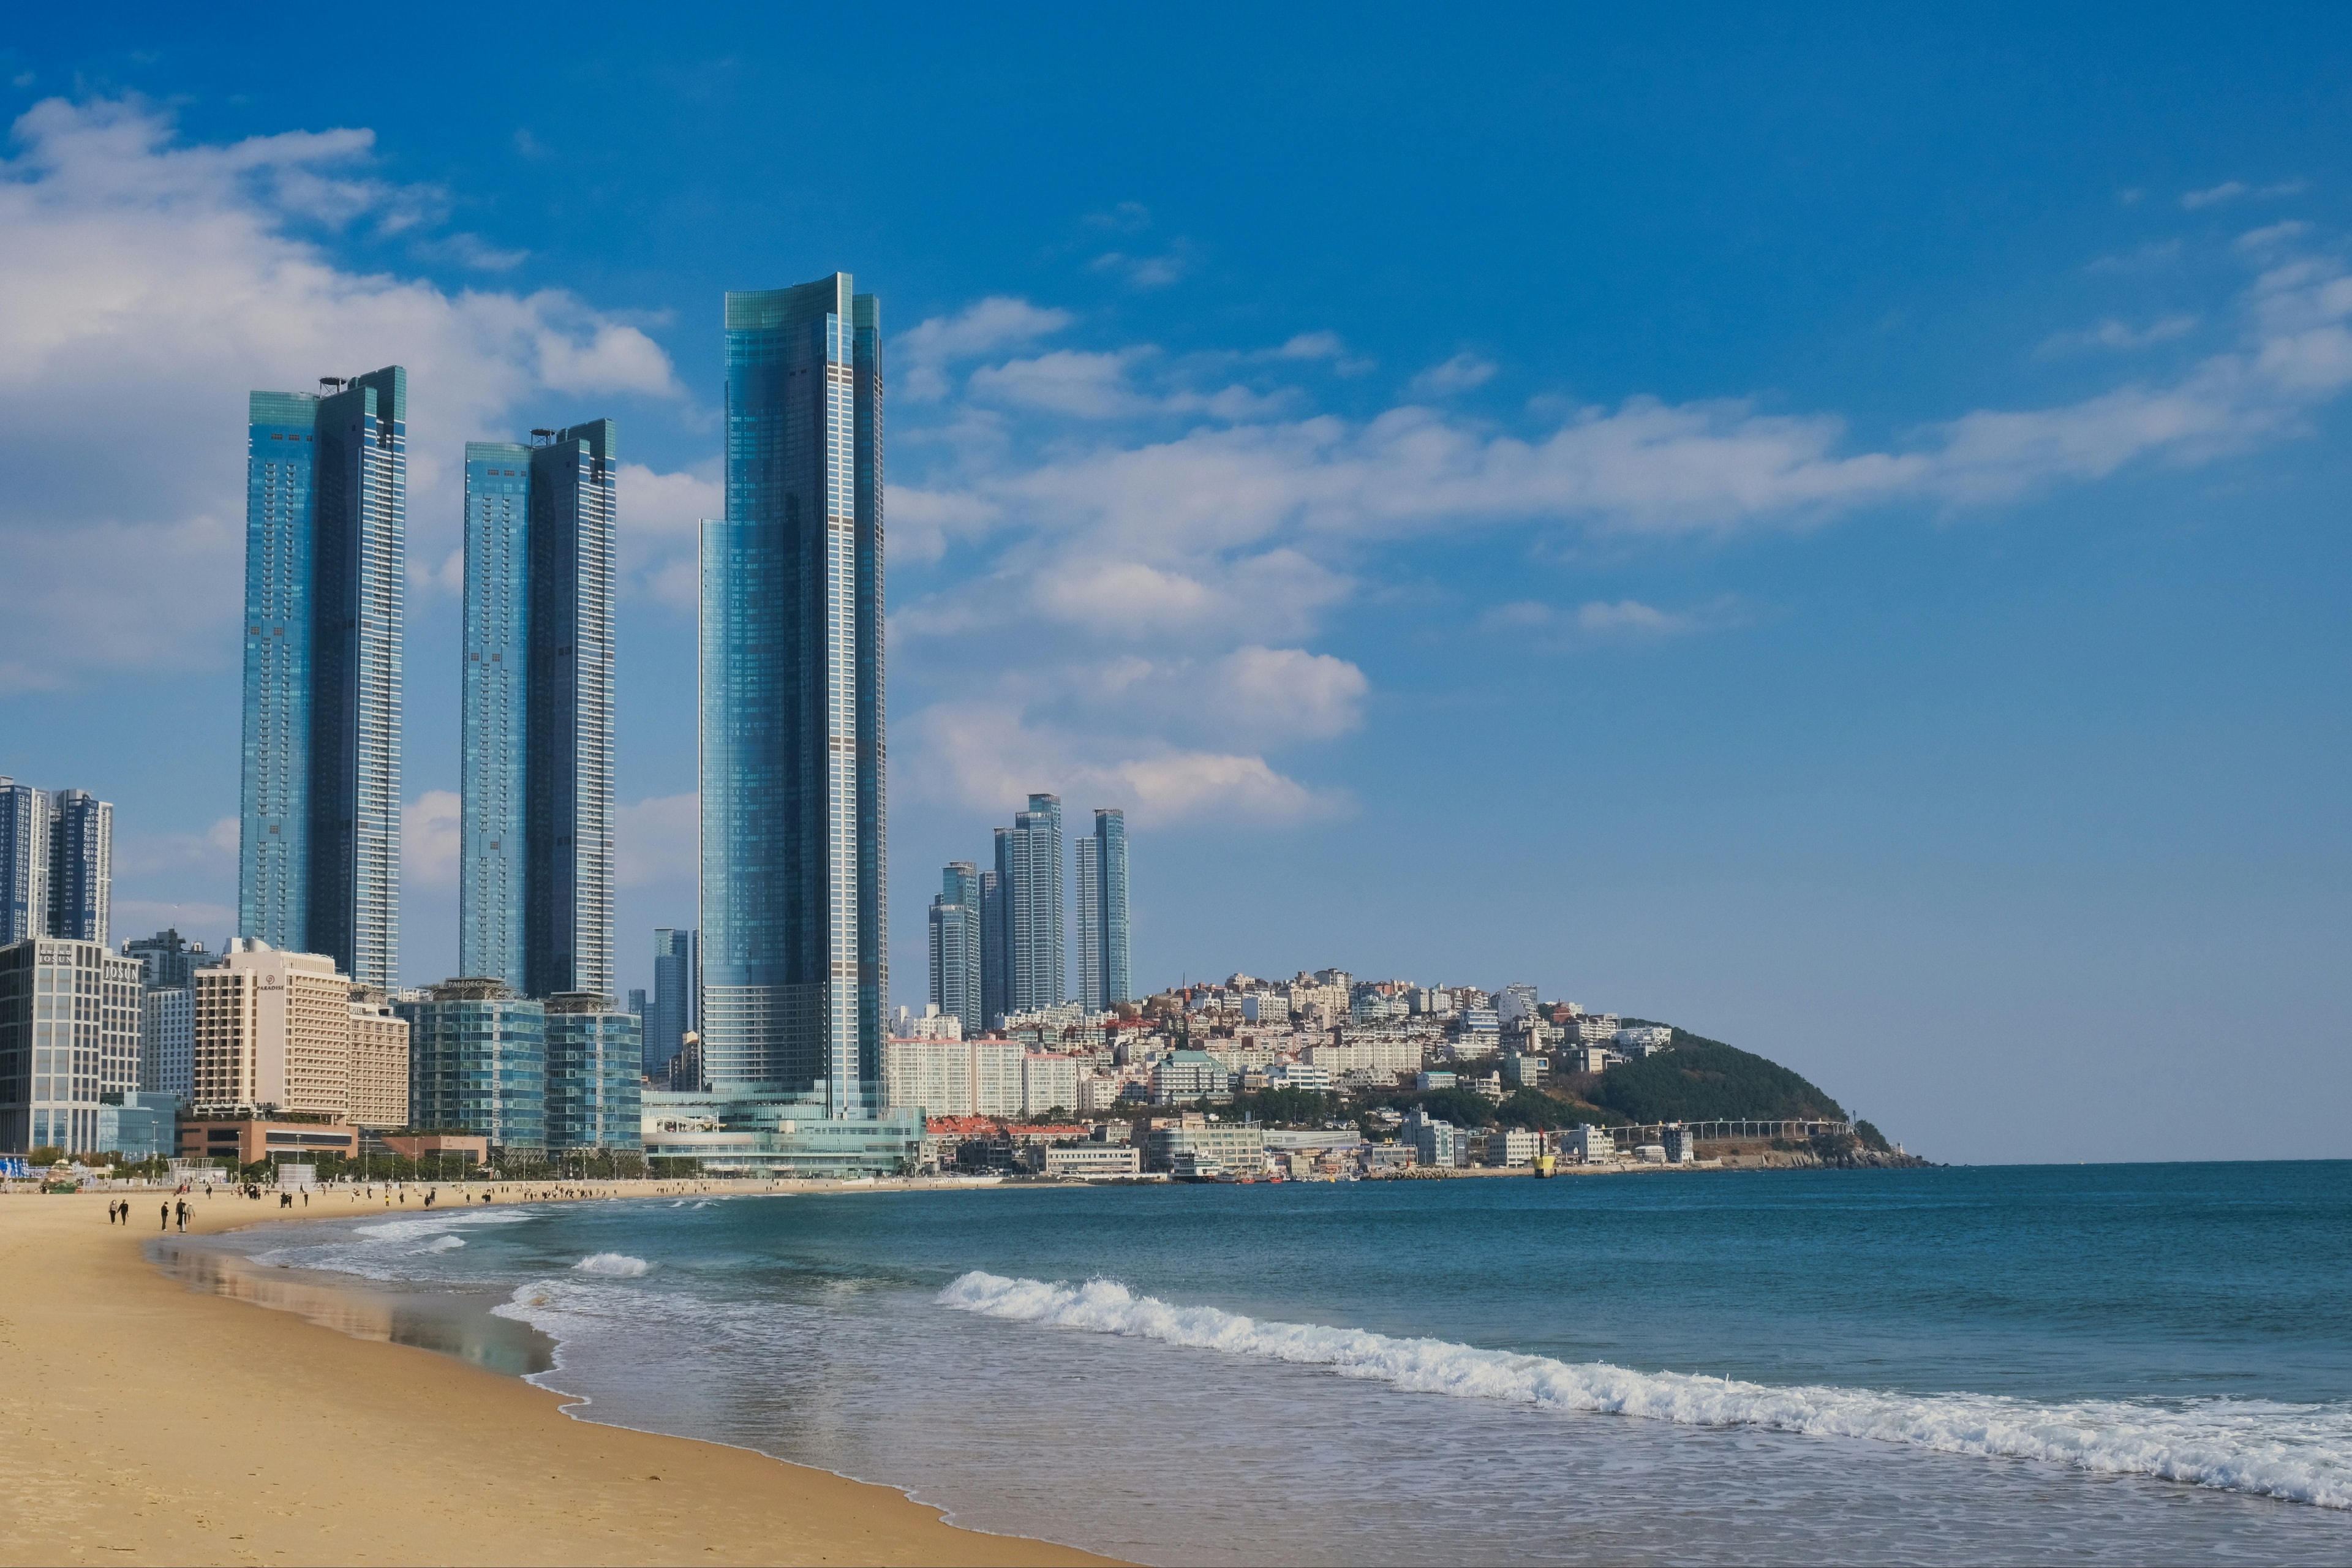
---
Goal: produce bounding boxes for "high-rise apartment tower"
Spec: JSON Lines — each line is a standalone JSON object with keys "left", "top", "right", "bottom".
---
{"left": 995, "top": 794, "right": 1063, "bottom": 1014}
{"left": 649, "top": 927, "right": 699, "bottom": 1080}
{"left": 45, "top": 790, "right": 111, "bottom": 946}
{"left": 238, "top": 369, "right": 405, "bottom": 987}
{"left": 458, "top": 422, "right": 618, "bottom": 1000}
{"left": 701, "top": 274, "right": 886, "bottom": 1110}
{"left": 0, "top": 780, "right": 47, "bottom": 947}
{"left": 1076, "top": 808, "right": 1129, "bottom": 1011}
{"left": 927, "top": 861, "right": 982, "bottom": 1038}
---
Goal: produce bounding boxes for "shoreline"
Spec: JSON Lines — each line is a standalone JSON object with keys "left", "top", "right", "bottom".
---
{"left": 0, "top": 1188, "right": 1117, "bottom": 1567}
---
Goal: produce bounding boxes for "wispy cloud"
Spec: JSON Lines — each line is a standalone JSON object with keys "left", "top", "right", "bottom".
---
{"left": 2182, "top": 178, "right": 2306, "bottom": 210}
{"left": 1410, "top": 353, "right": 1498, "bottom": 396}
{"left": 2035, "top": 314, "right": 2199, "bottom": 357}
{"left": 897, "top": 295, "right": 1073, "bottom": 401}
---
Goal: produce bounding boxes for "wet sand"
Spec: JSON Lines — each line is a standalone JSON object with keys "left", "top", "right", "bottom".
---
{"left": 0, "top": 1188, "right": 1115, "bottom": 1566}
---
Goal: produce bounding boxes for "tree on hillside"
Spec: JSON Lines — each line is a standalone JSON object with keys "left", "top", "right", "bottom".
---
{"left": 1588, "top": 1030, "right": 1846, "bottom": 1123}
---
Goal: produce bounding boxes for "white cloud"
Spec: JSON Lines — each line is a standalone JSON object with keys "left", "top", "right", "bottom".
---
{"left": 1210, "top": 646, "right": 1368, "bottom": 738}
{"left": 895, "top": 701, "right": 1340, "bottom": 827}
{"left": 1089, "top": 249, "right": 1188, "bottom": 288}
{"left": 1411, "top": 352, "right": 1498, "bottom": 396}
{"left": 897, "top": 296, "right": 1074, "bottom": 401}
{"left": 616, "top": 793, "right": 696, "bottom": 889}
{"left": 402, "top": 791, "right": 461, "bottom": 890}
{"left": 615, "top": 461, "right": 721, "bottom": 609}
{"left": 970, "top": 349, "right": 1152, "bottom": 418}
{"left": 0, "top": 95, "right": 685, "bottom": 688}
{"left": 1273, "top": 331, "right": 1375, "bottom": 375}
{"left": 1574, "top": 599, "right": 1693, "bottom": 636}
{"left": 2235, "top": 221, "right": 2311, "bottom": 252}
{"left": 1480, "top": 598, "right": 1714, "bottom": 640}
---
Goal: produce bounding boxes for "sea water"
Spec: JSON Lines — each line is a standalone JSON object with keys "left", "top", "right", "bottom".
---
{"left": 184, "top": 1163, "right": 2352, "bottom": 1564}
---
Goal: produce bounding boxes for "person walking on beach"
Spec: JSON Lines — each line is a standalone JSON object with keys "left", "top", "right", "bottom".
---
{"left": 159, "top": 1200, "right": 170, "bottom": 1231}
{"left": 174, "top": 1199, "right": 188, "bottom": 1232}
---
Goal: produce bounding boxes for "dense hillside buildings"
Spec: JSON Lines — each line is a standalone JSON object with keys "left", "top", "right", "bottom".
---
{"left": 700, "top": 274, "right": 886, "bottom": 1109}
{"left": 239, "top": 369, "right": 406, "bottom": 988}
{"left": 458, "top": 423, "right": 618, "bottom": 1001}
{"left": 0, "top": 936, "right": 143, "bottom": 1155}
{"left": 1076, "top": 807, "right": 1129, "bottom": 1011}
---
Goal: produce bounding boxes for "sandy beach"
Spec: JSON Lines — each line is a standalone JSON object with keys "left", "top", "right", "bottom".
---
{"left": 0, "top": 1187, "right": 1114, "bottom": 1567}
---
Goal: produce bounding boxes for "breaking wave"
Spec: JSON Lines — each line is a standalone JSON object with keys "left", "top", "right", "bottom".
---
{"left": 939, "top": 1271, "right": 2352, "bottom": 1510}
{"left": 573, "top": 1251, "right": 652, "bottom": 1277}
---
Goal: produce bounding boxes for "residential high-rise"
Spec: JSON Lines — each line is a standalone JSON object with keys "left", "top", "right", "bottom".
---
{"left": 928, "top": 861, "right": 982, "bottom": 1038}
{"left": 649, "top": 927, "right": 699, "bottom": 1079}
{"left": 459, "top": 423, "right": 618, "bottom": 1000}
{"left": 45, "top": 790, "right": 111, "bottom": 946}
{"left": 979, "top": 869, "right": 1009, "bottom": 1029}
{"left": 1076, "top": 808, "right": 1129, "bottom": 1011}
{"left": 0, "top": 780, "right": 46, "bottom": 947}
{"left": 140, "top": 987, "right": 195, "bottom": 1099}
{"left": 396, "top": 978, "right": 546, "bottom": 1155}
{"left": 239, "top": 369, "right": 406, "bottom": 988}
{"left": 0, "top": 936, "right": 143, "bottom": 1156}
{"left": 543, "top": 992, "right": 643, "bottom": 1153}
{"left": 997, "top": 794, "right": 1063, "bottom": 1014}
{"left": 701, "top": 274, "right": 885, "bottom": 1110}
{"left": 123, "top": 928, "right": 209, "bottom": 993}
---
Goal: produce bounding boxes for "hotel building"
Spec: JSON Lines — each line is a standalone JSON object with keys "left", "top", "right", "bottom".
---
{"left": 190, "top": 940, "right": 406, "bottom": 1126}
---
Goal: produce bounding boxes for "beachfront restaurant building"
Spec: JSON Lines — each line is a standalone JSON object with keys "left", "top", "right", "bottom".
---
{"left": 641, "top": 1088, "right": 922, "bottom": 1177}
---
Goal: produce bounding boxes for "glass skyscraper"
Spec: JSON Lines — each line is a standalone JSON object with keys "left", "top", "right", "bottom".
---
{"left": 458, "top": 422, "right": 617, "bottom": 1001}
{"left": 0, "top": 780, "right": 45, "bottom": 948}
{"left": 543, "top": 992, "right": 643, "bottom": 1153}
{"left": 239, "top": 369, "right": 405, "bottom": 987}
{"left": 396, "top": 978, "right": 546, "bottom": 1155}
{"left": 927, "top": 860, "right": 981, "bottom": 1036}
{"left": 649, "top": 926, "right": 699, "bottom": 1079}
{"left": 701, "top": 274, "right": 886, "bottom": 1110}
{"left": 996, "top": 793, "right": 1063, "bottom": 1014}
{"left": 46, "top": 790, "right": 111, "bottom": 946}
{"left": 1076, "top": 807, "right": 1130, "bottom": 1011}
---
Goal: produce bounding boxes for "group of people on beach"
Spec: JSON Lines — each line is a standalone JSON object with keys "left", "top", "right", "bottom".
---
{"left": 103, "top": 1197, "right": 190, "bottom": 1231}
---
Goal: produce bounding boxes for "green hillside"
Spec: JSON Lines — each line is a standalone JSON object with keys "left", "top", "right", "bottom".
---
{"left": 1587, "top": 1024, "right": 1847, "bottom": 1123}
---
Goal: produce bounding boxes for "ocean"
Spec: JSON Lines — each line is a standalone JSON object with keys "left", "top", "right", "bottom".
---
{"left": 172, "top": 1161, "right": 2352, "bottom": 1565}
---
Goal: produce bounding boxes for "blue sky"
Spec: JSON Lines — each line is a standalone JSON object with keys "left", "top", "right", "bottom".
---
{"left": 2, "top": 4, "right": 2346, "bottom": 1162}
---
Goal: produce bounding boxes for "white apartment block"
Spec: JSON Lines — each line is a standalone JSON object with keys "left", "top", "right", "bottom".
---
{"left": 1615, "top": 1025, "right": 1673, "bottom": 1055}
{"left": 1566, "top": 1013, "right": 1623, "bottom": 1045}
{"left": 1568, "top": 1124, "right": 1616, "bottom": 1163}
{"left": 881, "top": 1035, "right": 1027, "bottom": 1118}
{"left": 1022, "top": 1051, "right": 1082, "bottom": 1118}
{"left": 140, "top": 986, "right": 194, "bottom": 1099}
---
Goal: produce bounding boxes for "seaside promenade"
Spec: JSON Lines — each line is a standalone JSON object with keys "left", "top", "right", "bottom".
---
{"left": 0, "top": 1189, "right": 1114, "bottom": 1567}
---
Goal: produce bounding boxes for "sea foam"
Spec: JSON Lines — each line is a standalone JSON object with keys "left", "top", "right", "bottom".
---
{"left": 572, "top": 1252, "right": 652, "bottom": 1277}
{"left": 939, "top": 1270, "right": 2352, "bottom": 1510}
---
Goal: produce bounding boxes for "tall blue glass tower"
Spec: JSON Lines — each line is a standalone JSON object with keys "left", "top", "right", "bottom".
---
{"left": 458, "top": 422, "right": 617, "bottom": 1001}
{"left": 239, "top": 369, "right": 405, "bottom": 987}
{"left": 995, "top": 793, "right": 1063, "bottom": 1014}
{"left": 701, "top": 274, "right": 885, "bottom": 1110}
{"left": 1076, "top": 807, "right": 1129, "bottom": 1011}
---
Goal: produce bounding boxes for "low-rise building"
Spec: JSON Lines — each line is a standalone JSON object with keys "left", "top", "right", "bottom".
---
{"left": 1143, "top": 1121, "right": 1265, "bottom": 1175}
{"left": 1568, "top": 1123, "right": 1616, "bottom": 1163}
{"left": 1502, "top": 1053, "right": 1547, "bottom": 1087}
{"left": 1042, "top": 1142, "right": 1142, "bottom": 1178}
{"left": 1483, "top": 1128, "right": 1542, "bottom": 1167}
{"left": 177, "top": 1116, "right": 361, "bottom": 1166}
{"left": 1615, "top": 1025, "right": 1673, "bottom": 1055}
{"left": 1662, "top": 1125, "right": 1698, "bottom": 1164}
{"left": 1415, "top": 1069, "right": 1456, "bottom": 1091}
